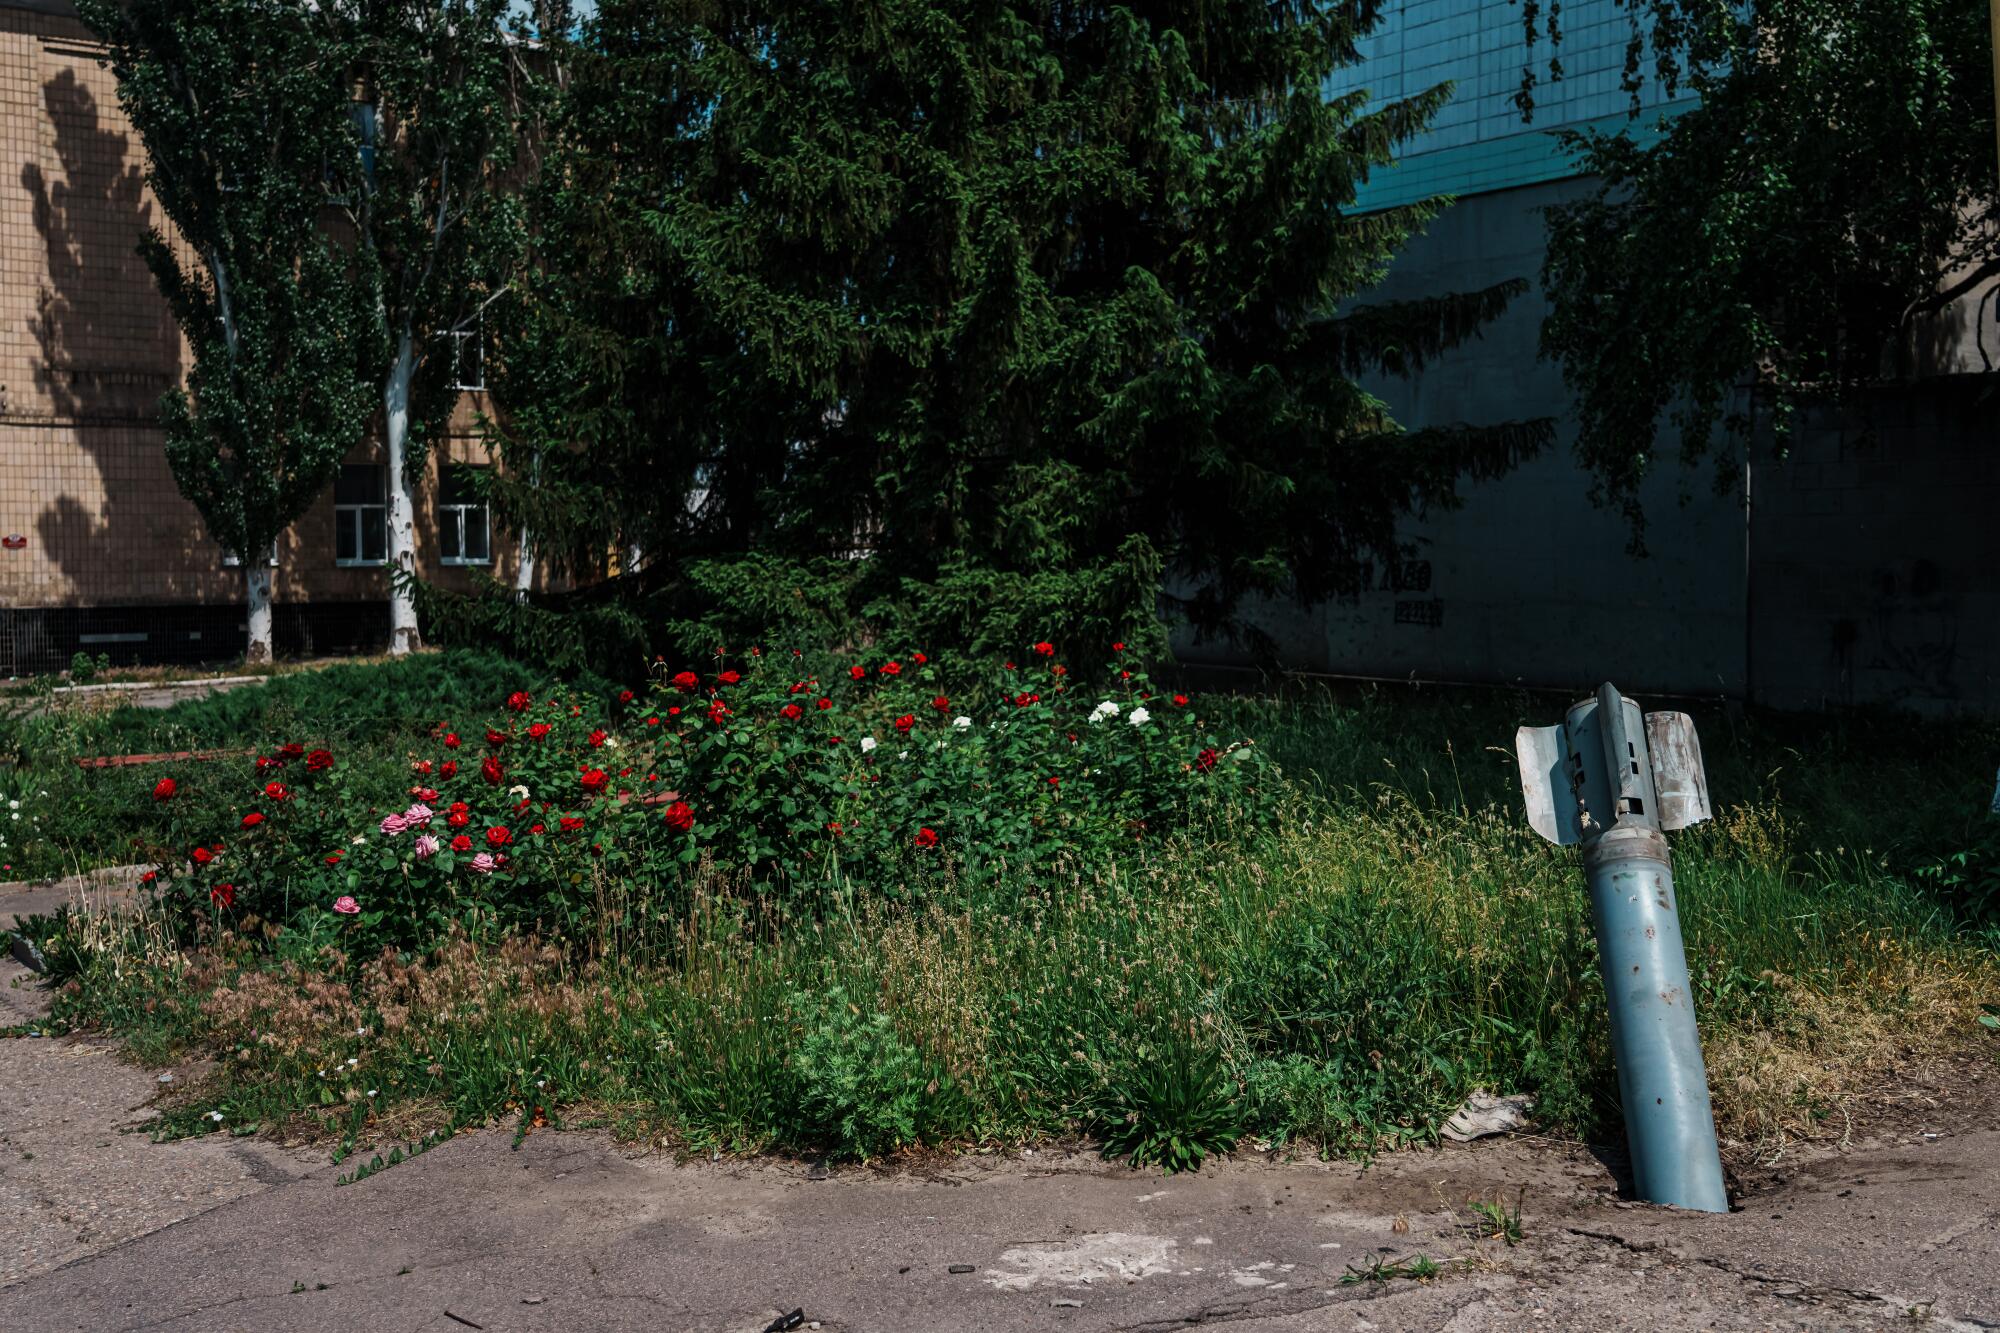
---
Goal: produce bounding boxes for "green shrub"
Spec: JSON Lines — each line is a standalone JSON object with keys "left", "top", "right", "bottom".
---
{"left": 1099, "top": 1040, "right": 1243, "bottom": 1173}
{"left": 784, "top": 986, "right": 936, "bottom": 1161}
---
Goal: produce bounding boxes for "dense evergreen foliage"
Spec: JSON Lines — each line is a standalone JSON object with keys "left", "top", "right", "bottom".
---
{"left": 485, "top": 1, "right": 1546, "bottom": 664}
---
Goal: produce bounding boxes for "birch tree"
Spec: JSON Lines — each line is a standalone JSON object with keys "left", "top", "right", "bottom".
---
{"left": 79, "top": 0, "right": 376, "bottom": 663}
{"left": 334, "top": 0, "right": 529, "bottom": 654}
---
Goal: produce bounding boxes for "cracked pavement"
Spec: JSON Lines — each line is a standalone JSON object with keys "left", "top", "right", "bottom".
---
{"left": 5, "top": 881, "right": 1998, "bottom": 1331}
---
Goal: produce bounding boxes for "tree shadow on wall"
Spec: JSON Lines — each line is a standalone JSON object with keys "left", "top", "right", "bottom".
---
{"left": 22, "top": 63, "right": 192, "bottom": 599}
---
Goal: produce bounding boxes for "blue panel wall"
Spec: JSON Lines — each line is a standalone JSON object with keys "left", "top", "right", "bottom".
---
{"left": 1332, "top": 0, "right": 1698, "bottom": 211}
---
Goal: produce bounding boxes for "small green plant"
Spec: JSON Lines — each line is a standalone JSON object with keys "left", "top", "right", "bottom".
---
{"left": 1469, "top": 1193, "right": 1524, "bottom": 1245}
{"left": 785, "top": 987, "right": 934, "bottom": 1162}
{"left": 1099, "top": 1042, "right": 1243, "bottom": 1174}
{"left": 67, "top": 651, "right": 110, "bottom": 685}
{"left": 1340, "top": 1253, "right": 1444, "bottom": 1285}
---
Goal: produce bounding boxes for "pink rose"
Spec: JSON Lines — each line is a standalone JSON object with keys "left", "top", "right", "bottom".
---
{"left": 332, "top": 896, "right": 360, "bottom": 915}
{"left": 468, "top": 852, "right": 497, "bottom": 876}
{"left": 378, "top": 812, "right": 410, "bottom": 836}
{"left": 413, "top": 834, "right": 440, "bottom": 860}
{"left": 403, "top": 802, "right": 434, "bottom": 826}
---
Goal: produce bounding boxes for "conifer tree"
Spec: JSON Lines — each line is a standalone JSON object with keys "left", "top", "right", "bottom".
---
{"left": 492, "top": 0, "right": 1546, "bottom": 659}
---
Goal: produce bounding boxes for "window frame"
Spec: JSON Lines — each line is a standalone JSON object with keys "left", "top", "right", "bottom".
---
{"left": 333, "top": 463, "right": 388, "bottom": 568}
{"left": 436, "top": 465, "right": 492, "bottom": 567}
{"left": 439, "top": 319, "right": 485, "bottom": 393}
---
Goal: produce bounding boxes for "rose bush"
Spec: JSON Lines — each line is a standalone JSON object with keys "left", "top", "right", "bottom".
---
{"left": 142, "top": 646, "right": 1267, "bottom": 952}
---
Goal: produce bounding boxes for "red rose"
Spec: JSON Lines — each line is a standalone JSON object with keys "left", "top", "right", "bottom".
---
{"left": 1003, "top": 661, "right": 1016, "bottom": 671}
{"left": 849, "top": 664, "right": 866, "bottom": 680}
{"left": 1047, "top": 776, "right": 1060, "bottom": 788}
{"left": 508, "top": 690, "right": 534, "bottom": 712}
{"left": 718, "top": 670, "right": 741, "bottom": 685}
{"left": 580, "top": 768, "right": 609, "bottom": 795}
{"left": 913, "top": 827, "right": 939, "bottom": 849}
{"left": 449, "top": 801, "right": 469, "bottom": 814}
{"left": 529, "top": 823, "right": 545, "bottom": 835}
{"left": 451, "top": 834, "right": 473, "bottom": 853}
{"left": 618, "top": 688, "right": 635, "bottom": 703}
{"left": 440, "top": 760, "right": 458, "bottom": 778}
{"left": 264, "top": 781, "right": 290, "bottom": 802}
{"left": 485, "top": 728, "right": 508, "bottom": 748}
{"left": 789, "top": 681, "right": 807, "bottom": 694}
{"left": 481, "top": 755, "right": 504, "bottom": 785}
{"left": 255, "top": 755, "right": 277, "bottom": 772}
{"left": 931, "top": 696, "right": 949, "bottom": 712}
{"left": 1196, "top": 747, "right": 1219, "bottom": 773}
{"left": 305, "top": 748, "right": 333, "bottom": 772}
{"left": 662, "top": 800, "right": 694, "bottom": 832}
{"left": 448, "top": 811, "right": 471, "bottom": 829}
{"left": 443, "top": 732, "right": 461, "bottom": 749}
{"left": 826, "top": 820, "right": 844, "bottom": 836}
{"left": 1112, "top": 642, "right": 1126, "bottom": 651}
{"left": 1051, "top": 665, "right": 1067, "bottom": 678}
{"left": 879, "top": 661, "right": 902, "bottom": 677}
{"left": 1172, "top": 694, "right": 1189, "bottom": 707}
{"left": 191, "top": 846, "right": 213, "bottom": 865}
{"left": 913, "top": 652, "right": 928, "bottom": 664}
{"left": 324, "top": 851, "right": 343, "bottom": 866}
{"left": 528, "top": 722, "right": 551, "bottom": 740}
{"left": 140, "top": 870, "right": 157, "bottom": 883}
{"left": 1032, "top": 641, "right": 1054, "bottom": 656}
{"left": 817, "top": 697, "right": 832, "bottom": 711}
{"left": 588, "top": 729, "right": 608, "bottom": 747}
{"left": 558, "top": 815, "right": 584, "bottom": 832}
{"left": 894, "top": 714, "right": 915, "bottom": 734}
{"left": 414, "top": 759, "right": 434, "bottom": 775}
{"left": 486, "top": 826, "right": 512, "bottom": 848}
{"left": 781, "top": 703, "right": 803, "bottom": 720}
{"left": 278, "top": 742, "right": 304, "bottom": 760}
{"left": 647, "top": 716, "right": 660, "bottom": 727}
{"left": 210, "top": 883, "right": 235, "bottom": 909}
{"left": 1014, "top": 692, "right": 1039, "bottom": 707}
{"left": 707, "top": 701, "right": 731, "bottom": 724}
{"left": 240, "top": 812, "right": 264, "bottom": 829}
{"left": 152, "top": 777, "right": 176, "bottom": 801}
{"left": 672, "top": 671, "right": 699, "bottom": 692}
{"left": 668, "top": 707, "right": 681, "bottom": 716}
{"left": 417, "top": 787, "right": 438, "bottom": 803}
{"left": 1120, "top": 670, "right": 1132, "bottom": 680}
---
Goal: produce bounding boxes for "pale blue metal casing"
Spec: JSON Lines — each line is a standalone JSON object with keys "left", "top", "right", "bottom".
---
{"left": 1515, "top": 684, "right": 1728, "bottom": 1213}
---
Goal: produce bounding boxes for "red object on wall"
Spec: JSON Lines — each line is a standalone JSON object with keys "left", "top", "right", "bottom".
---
{"left": 1, "top": 535, "right": 25, "bottom": 549}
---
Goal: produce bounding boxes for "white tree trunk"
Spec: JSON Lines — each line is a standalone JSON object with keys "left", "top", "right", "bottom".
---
{"left": 385, "top": 330, "right": 421, "bottom": 655}
{"left": 513, "top": 450, "right": 539, "bottom": 602}
{"left": 244, "top": 560, "right": 273, "bottom": 665}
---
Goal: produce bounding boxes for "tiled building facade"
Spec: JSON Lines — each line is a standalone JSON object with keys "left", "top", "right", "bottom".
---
{"left": 0, "top": 0, "right": 534, "bottom": 670}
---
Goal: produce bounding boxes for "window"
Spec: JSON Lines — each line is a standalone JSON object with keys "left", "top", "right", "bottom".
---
{"left": 440, "top": 318, "right": 484, "bottom": 391}
{"left": 437, "top": 465, "right": 491, "bottom": 565}
{"left": 222, "top": 540, "right": 278, "bottom": 568}
{"left": 334, "top": 464, "right": 387, "bottom": 566}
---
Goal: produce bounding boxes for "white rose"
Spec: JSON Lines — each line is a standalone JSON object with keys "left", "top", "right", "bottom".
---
{"left": 1089, "top": 701, "right": 1118, "bottom": 724}
{"left": 860, "top": 737, "right": 877, "bottom": 753}
{"left": 1127, "top": 706, "right": 1151, "bottom": 726}
{"left": 952, "top": 716, "right": 973, "bottom": 731}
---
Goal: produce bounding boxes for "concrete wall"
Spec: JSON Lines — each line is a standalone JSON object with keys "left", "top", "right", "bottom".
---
{"left": 1179, "top": 176, "right": 2000, "bottom": 712}
{"left": 1178, "top": 179, "right": 1749, "bottom": 698}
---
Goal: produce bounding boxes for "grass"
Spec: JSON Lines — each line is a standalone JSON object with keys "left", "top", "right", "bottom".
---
{"left": 11, "top": 661, "right": 2000, "bottom": 1169}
